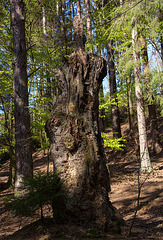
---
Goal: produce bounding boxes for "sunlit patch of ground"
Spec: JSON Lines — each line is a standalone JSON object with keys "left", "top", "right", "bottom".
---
{"left": 0, "top": 125, "right": 163, "bottom": 240}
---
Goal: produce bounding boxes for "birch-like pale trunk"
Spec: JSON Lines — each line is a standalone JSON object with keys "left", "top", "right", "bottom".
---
{"left": 132, "top": 28, "right": 151, "bottom": 172}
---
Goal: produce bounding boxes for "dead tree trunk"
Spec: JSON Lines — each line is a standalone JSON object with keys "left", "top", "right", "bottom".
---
{"left": 46, "top": 15, "right": 121, "bottom": 233}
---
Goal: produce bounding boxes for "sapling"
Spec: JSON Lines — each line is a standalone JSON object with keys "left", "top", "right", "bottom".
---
{"left": 4, "top": 171, "right": 66, "bottom": 221}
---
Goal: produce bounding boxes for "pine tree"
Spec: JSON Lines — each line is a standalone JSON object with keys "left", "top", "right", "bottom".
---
{"left": 10, "top": 0, "right": 33, "bottom": 193}
{"left": 141, "top": 37, "right": 162, "bottom": 154}
{"left": 106, "top": 41, "right": 122, "bottom": 138}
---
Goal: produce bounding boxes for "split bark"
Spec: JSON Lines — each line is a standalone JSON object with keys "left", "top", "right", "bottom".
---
{"left": 46, "top": 15, "right": 121, "bottom": 232}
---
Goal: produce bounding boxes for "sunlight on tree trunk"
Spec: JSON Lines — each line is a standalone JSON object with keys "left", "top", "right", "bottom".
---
{"left": 85, "top": 0, "right": 93, "bottom": 53}
{"left": 132, "top": 28, "right": 151, "bottom": 173}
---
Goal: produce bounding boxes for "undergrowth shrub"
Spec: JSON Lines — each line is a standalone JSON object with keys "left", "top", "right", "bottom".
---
{"left": 4, "top": 171, "right": 66, "bottom": 220}
{"left": 101, "top": 132, "right": 126, "bottom": 151}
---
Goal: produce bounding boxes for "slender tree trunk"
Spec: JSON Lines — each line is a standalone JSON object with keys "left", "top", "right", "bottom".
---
{"left": 1, "top": 97, "right": 15, "bottom": 187}
{"left": 42, "top": 6, "right": 46, "bottom": 35}
{"left": 120, "top": 0, "right": 123, "bottom": 7}
{"left": 8, "top": 106, "right": 15, "bottom": 186}
{"left": 103, "top": 0, "right": 121, "bottom": 138}
{"left": 10, "top": 0, "right": 32, "bottom": 193}
{"left": 42, "top": 6, "right": 51, "bottom": 104}
{"left": 99, "top": 87, "right": 105, "bottom": 132}
{"left": 126, "top": 76, "right": 133, "bottom": 131}
{"left": 159, "top": 7, "right": 163, "bottom": 63}
{"left": 77, "top": 0, "right": 81, "bottom": 18}
{"left": 132, "top": 28, "right": 151, "bottom": 172}
{"left": 155, "top": 47, "right": 162, "bottom": 72}
{"left": 141, "top": 37, "right": 162, "bottom": 154}
{"left": 161, "top": 36, "right": 163, "bottom": 63}
{"left": 85, "top": 0, "right": 93, "bottom": 53}
{"left": 61, "top": 0, "right": 67, "bottom": 53}
{"left": 69, "top": 3, "right": 73, "bottom": 42}
{"left": 56, "top": 1, "right": 60, "bottom": 35}
{"left": 106, "top": 41, "right": 121, "bottom": 138}
{"left": 100, "top": 0, "right": 121, "bottom": 138}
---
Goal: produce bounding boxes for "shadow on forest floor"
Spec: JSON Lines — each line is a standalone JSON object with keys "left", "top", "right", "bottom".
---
{"left": 108, "top": 136, "right": 163, "bottom": 240}
{"left": 0, "top": 124, "right": 163, "bottom": 240}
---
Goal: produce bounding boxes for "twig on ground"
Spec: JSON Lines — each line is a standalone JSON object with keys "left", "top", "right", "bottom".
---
{"left": 128, "top": 164, "right": 154, "bottom": 235}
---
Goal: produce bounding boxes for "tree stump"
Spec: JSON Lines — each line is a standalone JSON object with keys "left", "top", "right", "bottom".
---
{"left": 46, "top": 49, "right": 121, "bottom": 232}
{"left": 46, "top": 15, "right": 121, "bottom": 232}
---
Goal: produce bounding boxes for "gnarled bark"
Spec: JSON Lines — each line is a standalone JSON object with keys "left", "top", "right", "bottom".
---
{"left": 46, "top": 49, "right": 121, "bottom": 232}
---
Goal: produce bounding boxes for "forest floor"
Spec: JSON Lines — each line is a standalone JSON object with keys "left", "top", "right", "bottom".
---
{"left": 0, "top": 123, "right": 163, "bottom": 240}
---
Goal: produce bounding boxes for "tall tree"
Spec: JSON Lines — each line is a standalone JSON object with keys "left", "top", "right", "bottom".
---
{"left": 10, "top": 0, "right": 32, "bottom": 193}
{"left": 0, "top": 0, "right": 14, "bottom": 186}
{"left": 132, "top": 26, "right": 151, "bottom": 172}
{"left": 106, "top": 41, "right": 122, "bottom": 138}
{"left": 126, "top": 75, "right": 134, "bottom": 131}
{"left": 77, "top": 0, "right": 81, "bottom": 18}
{"left": 141, "top": 37, "right": 162, "bottom": 154}
{"left": 102, "top": 0, "right": 122, "bottom": 138}
{"left": 85, "top": 0, "right": 93, "bottom": 53}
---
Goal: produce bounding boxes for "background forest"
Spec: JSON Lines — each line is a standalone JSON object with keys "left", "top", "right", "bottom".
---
{"left": 0, "top": 0, "right": 163, "bottom": 239}
{"left": 0, "top": 0, "right": 162, "bottom": 182}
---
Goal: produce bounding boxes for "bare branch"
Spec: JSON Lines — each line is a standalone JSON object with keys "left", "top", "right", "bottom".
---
{"left": 27, "top": 66, "right": 41, "bottom": 79}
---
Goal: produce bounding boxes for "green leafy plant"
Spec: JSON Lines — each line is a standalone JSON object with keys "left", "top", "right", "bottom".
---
{"left": 4, "top": 171, "right": 66, "bottom": 220}
{"left": 101, "top": 132, "right": 126, "bottom": 151}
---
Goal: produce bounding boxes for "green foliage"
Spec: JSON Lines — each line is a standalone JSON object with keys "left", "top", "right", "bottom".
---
{"left": 0, "top": 132, "right": 13, "bottom": 163}
{"left": 150, "top": 71, "right": 163, "bottom": 116}
{"left": 99, "top": 93, "right": 118, "bottom": 112}
{"left": 4, "top": 171, "right": 66, "bottom": 219}
{"left": 99, "top": 92, "right": 112, "bottom": 126}
{"left": 0, "top": 133, "right": 8, "bottom": 151}
{"left": 31, "top": 104, "right": 49, "bottom": 132}
{"left": 30, "top": 96, "right": 51, "bottom": 152}
{"left": 101, "top": 132, "right": 126, "bottom": 151}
